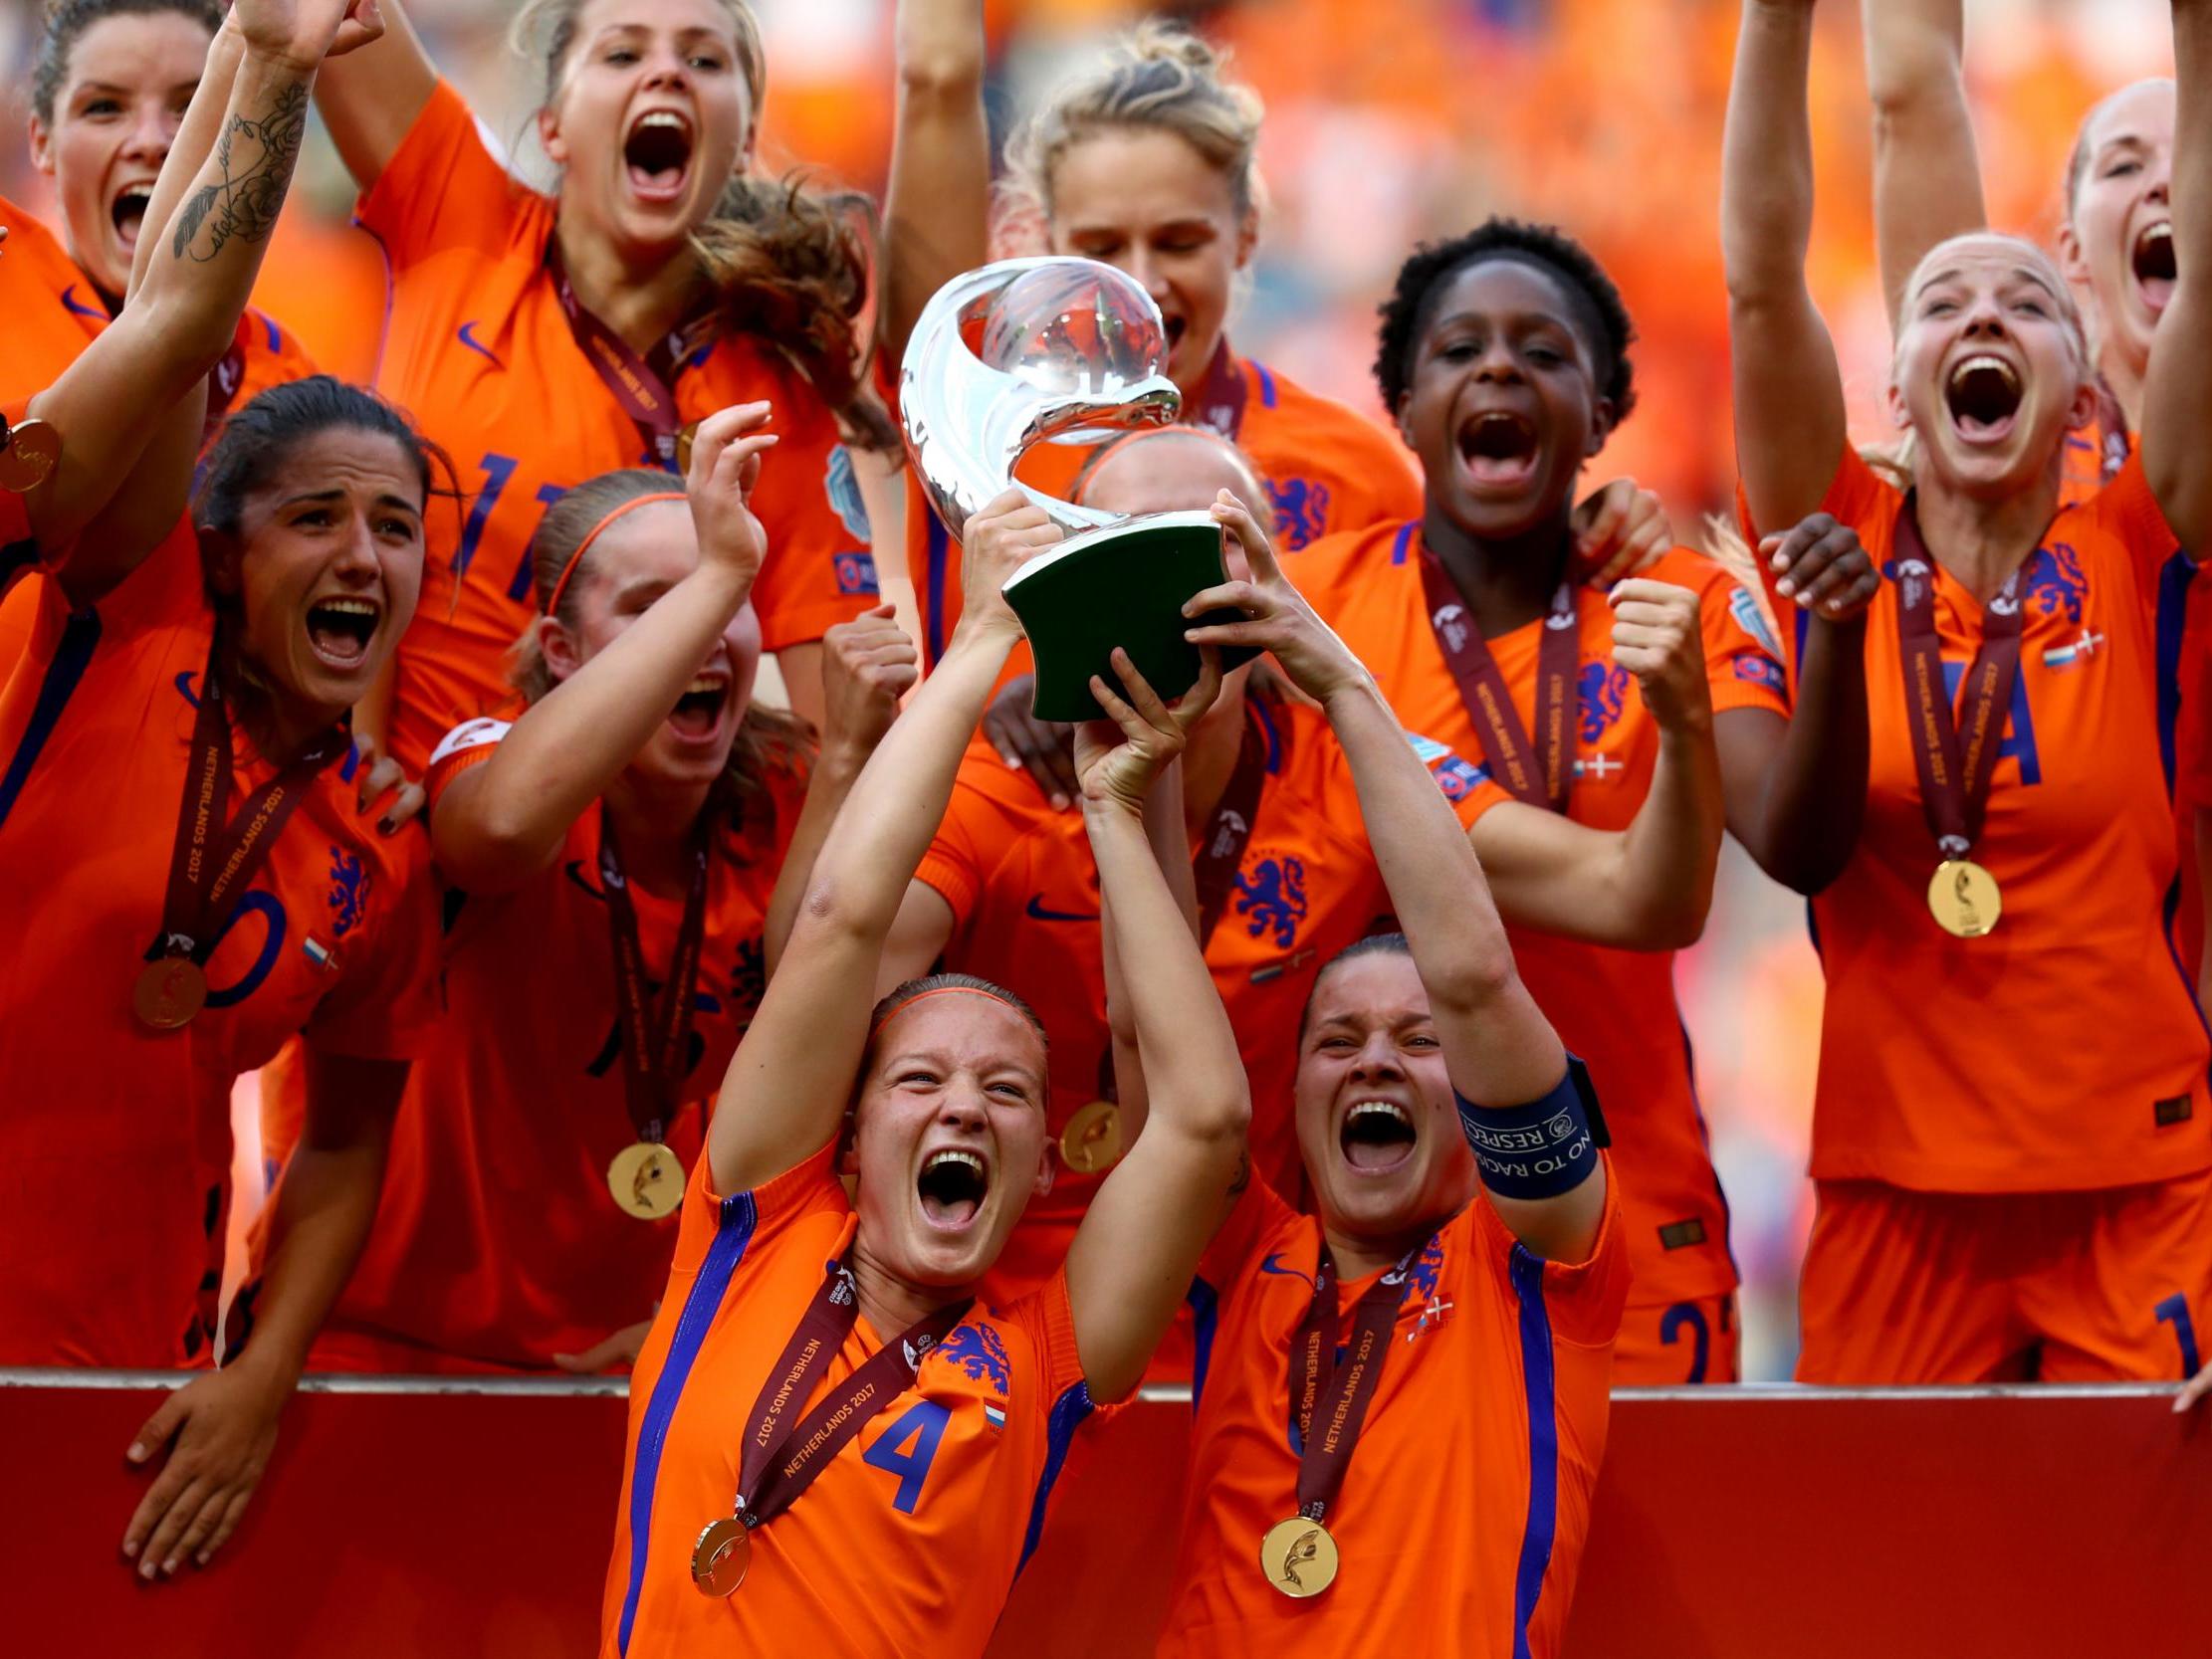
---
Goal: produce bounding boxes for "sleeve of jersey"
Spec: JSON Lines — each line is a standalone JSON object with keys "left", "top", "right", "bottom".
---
{"left": 1009, "top": 1264, "right": 1135, "bottom": 1412}
{"left": 354, "top": 81, "right": 518, "bottom": 270}
{"left": 2096, "top": 449, "right": 2191, "bottom": 597}
{"left": 1734, "top": 444, "right": 1895, "bottom": 685}
{"left": 1465, "top": 1160, "right": 1630, "bottom": 1350}
{"left": 1193, "top": 1174, "right": 1298, "bottom": 1292}
{"left": 300, "top": 831, "right": 444, "bottom": 1059}
{"left": 423, "top": 717, "right": 511, "bottom": 813}
{"left": 740, "top": 368, "right": 879, "bottom": 652}
{"left": 911, "top": 766, "right": 1011, "bottom": 926}
{"left": 670, "top": 1139, "right": 846, "bottom": 1281}
{"left": 1403, "top": 729, "right": 1509, "bottom": 831}
{"left": 1693, "top": 561, "right": 1791, "bottom": 717}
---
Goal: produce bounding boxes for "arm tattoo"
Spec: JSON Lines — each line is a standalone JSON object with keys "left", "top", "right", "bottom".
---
{"left": 172, "top": 82, "right": 309, "bottom": 264}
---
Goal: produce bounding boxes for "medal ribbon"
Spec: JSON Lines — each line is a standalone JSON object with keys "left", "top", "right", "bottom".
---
{"left": 1190, "top": 337, "right": 1250, "bottom": 442}
{"left": 1284, "top": 1241, "right": 1426, "bottom": 1526}
{"left": 201, "top": 328, "right": 250, "bottom": 449}
{"left": 1417, "top": 538, "right": 1580, "bottom": 813}
{"left": 548, "top": 245, "right": 703, "bottom": 467}
{"left": 731, "top": 1262, "right": 972, "bottom": 1530}
{"left": 143, "top": 628, "right": 348, "bottom": 969}
{"left": 1192, "top": 706, "right": 1271, "bottom": 945}
{"left": 1891, "top": 499, "right": 2026, "bottom": 861}
{"left": 597, "top": 809, "right": 714, "bottom": 1145}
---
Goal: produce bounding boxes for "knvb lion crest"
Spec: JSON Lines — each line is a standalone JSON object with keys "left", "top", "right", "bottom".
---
{"left": 1265, "top": 476, "right": 1332, "bottom": 549}
{"left": 936, "top": 1322, "right": 1011, "bottom": 1394}
{"left": 1232, "top": 855, "right": 1308, "bottom": 949}
{"left": 2022, "top": 542, "right": 2088, "bottom": 624}
{"left": 1577, "top": 663, "right": 1630, "bottom": 743}
{"left": 326, "top": 846, "right": 370, "bottom": 938}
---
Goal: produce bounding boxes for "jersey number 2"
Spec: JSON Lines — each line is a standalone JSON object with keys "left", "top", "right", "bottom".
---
{"left": 861, "top": 1400, "right": 951, "bottom": 1515}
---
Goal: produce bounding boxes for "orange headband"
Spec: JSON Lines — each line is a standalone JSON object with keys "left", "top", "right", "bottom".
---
{"left": 542, "top": 492, "right": 686, "bottom": 617}
{"left": 867, "top": 985, "right": 1030, "bottom": 1044}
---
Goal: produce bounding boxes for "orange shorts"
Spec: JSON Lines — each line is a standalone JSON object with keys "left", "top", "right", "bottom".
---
{"left": 1613, "top": 1292, "right": 1739, "bottom": 1385}
{"left": 1798, "top": 1172, "right": 2212, "bottom": 1384}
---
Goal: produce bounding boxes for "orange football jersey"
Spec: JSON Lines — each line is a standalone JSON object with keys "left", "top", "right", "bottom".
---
{"left": 914, "top": 693, "right": 1484, "bottom": 1301}
{"left": 0, "top": 518, "right": 438, "bottom": 1365}
{"left": 901, "top": 352, "right": 1419, "bottom": 666}
{"left": 310, "top": 717, "right": 808, "bottom": 1372}
{"left": 359, "top": 84, "right": 877, "bottom": 772}
{"left": 1160, "top": 1170, "right": 1628, "bottom": 1658}
{"left": 1742, "top": 448, "right": 2210, "bottom": 1190}
{"left": 600, "top": 1144, "right": 1111, "bottom": 1657}
{"left": 1289, "top": 530, "right": 1785, "bottom": 1309}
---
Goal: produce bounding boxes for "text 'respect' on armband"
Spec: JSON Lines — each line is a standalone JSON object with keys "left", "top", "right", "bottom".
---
{"left": 1453, "top": 1055, "right": 1609, "bottom": 1202}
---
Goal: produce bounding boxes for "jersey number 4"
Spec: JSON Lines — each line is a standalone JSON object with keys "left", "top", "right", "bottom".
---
{"left": 861, "top": 1400, "right": 952, "bottom": 1515}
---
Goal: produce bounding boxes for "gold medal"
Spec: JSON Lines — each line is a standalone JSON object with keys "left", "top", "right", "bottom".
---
{"left": 1927, "top": 858, "right": 2001, "bottom": 938}
{"left": 674, "top": 422, "right": 700, "bottom": 475}
{"left": 607, "top": 1141, "right": 685, "bottom": 1220}
{"left": 132, "top": 957, "right": 207, "bottom": 1031}
{"left": 1259, "top": 1516, "right": 1339, "bottom": 1599}
{"left": 0, "top": 419, "right": 61, "bottom": 493}
{"left": 1057, "top": 1100, "right": 1124, "bottom": 1174}
{"left": 690, "top": 1516, "right": 750, "bottom": 1596}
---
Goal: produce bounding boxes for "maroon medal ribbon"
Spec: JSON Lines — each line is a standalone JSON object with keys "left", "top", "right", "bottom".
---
{"left": 142, "top": 628, "right": 348, "bottom": 971}
{"left": 1891, "top": 499, "right": 2025, "bottom": 863}
{"left": 548, "top": 245, "right": 705, "bottom": 467}
{"left": 597, "top": 809, "right": 714, "bottom": 1146}
{"left": 1189, "top": 338, "right": 1250, "bottom": 442}
{"left": 201, "top": 328, "right": 250, "bottom": 450}
{"left": 1282, "top": 1240, "right": 1428, "bottom": 1528}
{"left": 1192, "top": 707, "right": 1271, "bottom": 945}
{"left": 731, "top": 1262, "right": 972, "bottom": 1530}
{"left": 1417, "top": 538, "right": 1580, "bottom": 813}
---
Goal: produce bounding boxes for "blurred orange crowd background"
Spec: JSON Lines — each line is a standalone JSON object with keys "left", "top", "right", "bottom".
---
{"left": 0, "top": 0, "right": 2178, "bottom": 1376}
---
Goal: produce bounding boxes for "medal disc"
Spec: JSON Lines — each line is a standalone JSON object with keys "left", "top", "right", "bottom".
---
{"left": 674, "top": 422, "right": 700, "bottom": 475}
{"left": 132, "top": 957, "right": 207, "bottom": 1031}
{"left": 1259, "top": 1516, "right": 1339, "bottom": 1599}
{"left": 608, "top": 1141, "right": 685, "bottom": 1220}
{"left": 690, "top": 1517, "right": 750, "bottom": 1597}
{"left": 1057, "top": 1100, "right": 1124, "bottom": 1174}
{"left": 1927, "top": 858, "right": 2001, "bottom": 938}
{"left": 0, "top": 419, "right": 61, "bottom": 493}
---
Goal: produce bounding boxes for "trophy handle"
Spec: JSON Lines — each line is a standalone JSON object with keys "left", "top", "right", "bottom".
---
{"left": 900, "top": 258, "right": 1184, "bottom": 543}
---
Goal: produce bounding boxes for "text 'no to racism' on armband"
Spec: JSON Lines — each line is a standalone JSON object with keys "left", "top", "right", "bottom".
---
{"left": 1453, "top": 1055, "right": 1610, "bottom": 1202}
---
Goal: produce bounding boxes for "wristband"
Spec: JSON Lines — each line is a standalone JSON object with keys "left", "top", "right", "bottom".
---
{"left": 1454, "top": 1055, "right": 1608, "bottom": 1202}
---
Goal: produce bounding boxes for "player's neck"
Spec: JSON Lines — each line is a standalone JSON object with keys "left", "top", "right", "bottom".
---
{"left": 601, "top": 772, "right": 716, "bottom": 896}
{"left": 1911, "top": 467, "right": 2063, "bottom": 607}
{"left": 1322, "top": 1214, "right": 1443, "bottom": 1284}
{"left": 1181, "top": 675, "right": 1251, "bottom": 835}
{"left": 1423, "top": 507, "right": 1572, "bottom": 638}
{"left": 553, "top": 219, "right": 700, "bottom": 357}
{"left": 223, "top": 640, "right": 346, "bottom": 768}
{"left": 847, "top": 1237, "right": 971, "bottom": 1340}
{"left": 2101, "top": 348, "right": 2145, "bottom": 437}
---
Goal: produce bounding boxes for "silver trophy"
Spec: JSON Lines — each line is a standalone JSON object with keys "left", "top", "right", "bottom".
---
{"left": 900, "top": 257, "right": 1245, "bottom": 720}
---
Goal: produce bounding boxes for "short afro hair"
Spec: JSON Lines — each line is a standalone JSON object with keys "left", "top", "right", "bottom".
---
{"left": 1372, "top": 218, "right": 1638, "bottom": 426}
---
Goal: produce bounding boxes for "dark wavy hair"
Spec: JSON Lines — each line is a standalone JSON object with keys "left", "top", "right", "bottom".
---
{"left": 33, "top": 0, "right": 221, "bottom": 126}
{"left": 1372, "top": 217, "right": 1638, "bottom": 425}
{"left": 195, "top": 376, "right": 448, "bottom": 540}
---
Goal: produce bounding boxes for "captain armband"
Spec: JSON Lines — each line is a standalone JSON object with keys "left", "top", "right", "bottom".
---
{"left": 1453, "top": 1054, "right": 1609, "bottom": 1202}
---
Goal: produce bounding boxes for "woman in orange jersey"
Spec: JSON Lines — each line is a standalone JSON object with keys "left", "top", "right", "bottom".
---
{"left": 0, "top": 0, "right": 439, "bottom": 1578}
{"left": 601, "top": 491, "right": 1247, "bottom": 1657}
{"left": 310, "top": 406, "right": 917, "bottom": 1374}
{"left": 1151, "top": 512, "right": 1622, "bottom": 1658}
{"left": 1724, "top": 0, "right": 2212, "bottom": 1384}
{"left": 1290, "top": 218, "right": 1855, "bottom": 1385}
{"left": 311, "top": 0, "right": 883, "bottom": 765}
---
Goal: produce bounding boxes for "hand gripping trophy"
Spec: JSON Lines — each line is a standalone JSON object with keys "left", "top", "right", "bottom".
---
{"left": 900, "top": 257, "right": 1251, "bottom": 721}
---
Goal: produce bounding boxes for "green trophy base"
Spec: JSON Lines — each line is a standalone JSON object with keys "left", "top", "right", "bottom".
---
{"left": 1002, "top": 510, "right": 1262, "bottom": 725}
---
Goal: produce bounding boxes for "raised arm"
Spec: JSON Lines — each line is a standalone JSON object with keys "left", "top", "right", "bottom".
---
{"left": 879, "top": 0, "right": 992, "bottom": 366}
{"left": 28, "top": 0, "right": 367, "bottom": 572}
{"left": 709, "top": 492, "right": 1058, "bottom": 1194}
{"left": 1866, "top": 0, "right": 1988, "bottom": 326}
{"left": 1189, "top": 498, "right": 1601, "bottom": 1262}
{"left": 432, "top": 405, "right": 776, "bottom": 893}
{"left": 1724, "top": 0, "right": 1849, "bottom": 529}
{"left": 1060, "top": 650, "right": 1248, "bottom": 1402}
{"left": 2140, "top": 0, "right": 2212, "bottom": 551}
{"left": 306, "top": 0, "right": 439, "bottom": 191}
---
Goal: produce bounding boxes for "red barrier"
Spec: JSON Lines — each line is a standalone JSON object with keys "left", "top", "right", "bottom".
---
{"left": 4, "top": 1373, "right": 2206, "bottom": 1657}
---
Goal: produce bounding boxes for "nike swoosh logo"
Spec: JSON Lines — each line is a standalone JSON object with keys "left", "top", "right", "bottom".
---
{"left": 61, "top": 285, "right": 108, "bottom": 321}
{"left": 1259, "top": 1254, "right": 1316, "bottom": 1289}
{"left": 457, "top": 321, "right": 503, "bottom": 367}
{"left": 1024, "top": 896, "right": 1099, "bottom": 924}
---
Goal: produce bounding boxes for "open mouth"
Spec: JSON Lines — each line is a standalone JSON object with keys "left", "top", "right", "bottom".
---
{"left": 1338, "top": 1099, "right": 1418, "bottom": 1174}
{"left": 305, "top": 596, "right": 380, "bottom": 669}
{"left": 2133, "top": 221, "right": 2176, "bottom": 311}
{"left": 1943, "top": 353, "right": 2023, "bottom": 442}
{"left": 1163, "top": 314, "right": 1188, "bottom": 355}
{"left": 667, "top": 669, "right": 730, "bottom": 741}
{"left": 917, "top": 1147, "right": 990, "bottom": 1229}
{"left": 111, "top": 184, "right": 154, "bottom": 249}
{"left": 1456, "top": 410, "right": 1541, "bottom": 488}
{"left": 623, "top": 110, "right": 695, "bottom": 203}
